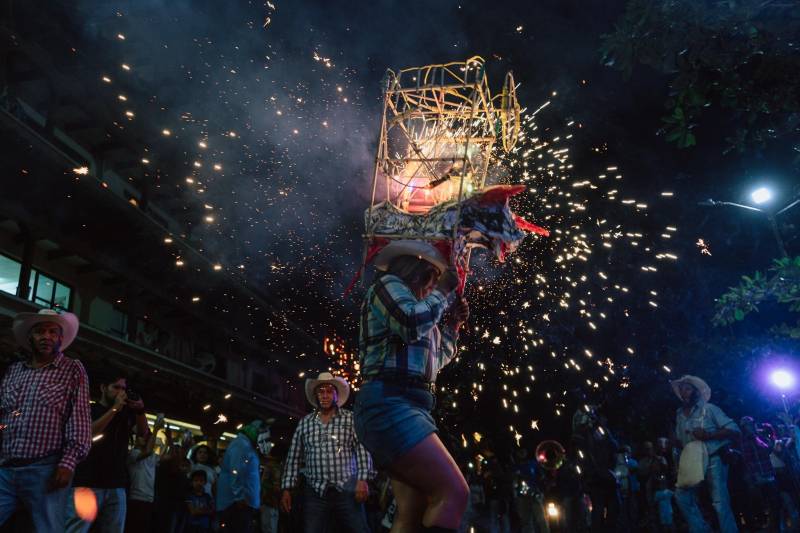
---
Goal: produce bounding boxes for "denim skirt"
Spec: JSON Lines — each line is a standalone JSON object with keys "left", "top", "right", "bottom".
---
{"left": 354, "top": 380, "right": 436, "bottom": 468}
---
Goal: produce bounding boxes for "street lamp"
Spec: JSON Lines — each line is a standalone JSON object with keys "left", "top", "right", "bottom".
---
{"left": 770, "top": 368, "right": 796, "bottom": 413}
{"left": 750, "top": 187, "right": 773, "bottom": 205}
{"left": 699, "top": 185, "right": 799, "bottom": 258}
{"left": 771, "top": 369, "right": 796, "bottom": 390}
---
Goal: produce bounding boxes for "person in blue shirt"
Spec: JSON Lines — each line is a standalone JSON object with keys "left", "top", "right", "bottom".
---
{"left": 216, "top": 420, "right": 272, "bottom": 533}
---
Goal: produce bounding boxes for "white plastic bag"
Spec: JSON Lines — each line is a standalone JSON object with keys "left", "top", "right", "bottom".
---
{"left": 677, "top": 440, "right": 708, "bottom": 488}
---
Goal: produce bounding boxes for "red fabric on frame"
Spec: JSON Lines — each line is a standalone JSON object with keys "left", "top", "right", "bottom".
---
{"left": 342, "top": 237, "right": 390, "bottom": 297}
{"left": 513, "top": 214, "right": 550, "bottom": 236}
{"left": 475, "top": 184, "right": 526, "bottom": 206}
{"left": 430, "top": 240, "right": 467, "bottom": 295}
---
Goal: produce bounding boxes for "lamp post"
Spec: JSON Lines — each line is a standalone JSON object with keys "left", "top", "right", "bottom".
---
{"left": 699, "top": 186, "right": 799, "bottom": 258}
{"left": 771, "top": 369, "right": 796, "bottom": 414}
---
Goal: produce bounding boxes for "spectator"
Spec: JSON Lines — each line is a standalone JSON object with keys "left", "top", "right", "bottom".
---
{"left": 512, "top": 448, "right": 549, "bottom": 533}
{"left": 154, "top": 438, "right": 189, "bottom": 533}
{"left": 740, "top": 416, "right": 781, "bottom": 532}
{"left": 572, "top": 406, "right": 620, "bottom": 532}
{"left": 637, "top": 441, "right": 668, "bottom": 527}
{"left": 66, "top": 374, "right": 151, "bottom": 532}
{"left": 671, "top": 375, "right": 739, "bottom": 533}
{"left": 553, "top": 457, "right": 589, "bottom": 532}
{"left": 771, "top": 416, "right": 800, "bottom": 531}
{"left": 656, "top": 437, "right": 679, "bottom": 483}
{"left": 259, "top": 454, "right": 282, "bottom": 533}
{"left": 185, "top": 469, "right": 214, "bottom": 533}
{"left": 615, "top": 444, "right": 639, "bottom": 529}
{"left": 460, "top": 469, "right": 486, "bottom": 533}
{"left": 125, "top": 414, "right": 165, "bottom": 533}
{"left": 365, "top": 471, "right": 387, "bottom": 533}
{"left": 217, "top": 420, "right": 272, "bottom": 533}
{"left": 484, "top": 456, "right": 512, "bottom": 533}
{"left": 188, "top": 444, "right": 217, "bottom": 497}
{"left": 153, "top": 437, "right": 190, "bottom": 533}
{"left": 0, "top": 309, "right": 91, "bottom": 532}
{"left": 280, "top": 372, "right": 372, "bottom": 533}
{"left": 653, "top": 477, "right": 675, "bottom": 532}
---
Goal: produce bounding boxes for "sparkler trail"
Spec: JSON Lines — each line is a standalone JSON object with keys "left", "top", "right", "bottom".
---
{"left": 59, "top": 0, "right": 683, "bottom": 450}
{"left": 422, "top": 97, "right": 680, "bottom": 453}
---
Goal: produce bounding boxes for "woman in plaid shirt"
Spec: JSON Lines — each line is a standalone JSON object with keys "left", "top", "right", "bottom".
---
{"left": 354, "top": 240, "right": 469, "bottom": 533}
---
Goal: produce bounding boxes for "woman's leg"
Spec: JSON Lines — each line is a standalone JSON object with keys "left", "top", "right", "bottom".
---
{"left": 390, "top": 478, "right": 426, "bottom": 533}
{"left": 388, "top": 433, "right": 469, "bottom": 529}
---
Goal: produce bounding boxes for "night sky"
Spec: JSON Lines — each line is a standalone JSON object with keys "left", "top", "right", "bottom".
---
{"left": 32, "top": 0, "right": 800, "bottom": 453}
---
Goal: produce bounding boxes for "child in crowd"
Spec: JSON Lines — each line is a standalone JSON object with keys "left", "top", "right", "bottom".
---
{"left": 653, "top": 476, "right": 675, "bottom": 532}
{"left": 185, "top": 469, "right": 214, "bottom": 533}
{"left": 189, "top": 444, "right": 218, "bottom": 496}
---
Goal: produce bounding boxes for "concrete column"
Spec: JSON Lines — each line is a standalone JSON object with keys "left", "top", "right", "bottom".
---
{"left": 16, "top": 227, "right": 34, "bottom": 300}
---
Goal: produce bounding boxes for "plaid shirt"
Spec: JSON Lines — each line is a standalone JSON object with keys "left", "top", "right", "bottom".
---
{"left": 281, "top": 409, "right": 372, "bottom": 496}
{"left": 0, "top": 353, "right": 91, "bottom": 471}
{"left": 359, "top": 274, "right": 458, "bottom": 382}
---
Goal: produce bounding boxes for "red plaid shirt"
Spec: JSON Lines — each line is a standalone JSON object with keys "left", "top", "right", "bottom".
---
{"left": 0, "top": 353, "right": 91, "bottom": 471}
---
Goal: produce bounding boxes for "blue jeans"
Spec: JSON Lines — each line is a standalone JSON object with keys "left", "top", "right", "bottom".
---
{"left": 65, "top": 487, "right": 127, "bottom": 533}
{"left": 675, "top": 455, "right": 738, "bottom": 533}
{"left": 0, "top": 456, "right": 67, "bottom": 532}
{"left": 303, "top": 484, "right": 370, "bottom": 533}
{"left": 260, "top": 505, "right": 279, "bottom": 533}
{"left": 489, "top": 499, "right": 511, "bottom": 533}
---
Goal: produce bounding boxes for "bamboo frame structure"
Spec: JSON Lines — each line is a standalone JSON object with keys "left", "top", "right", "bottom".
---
{"left": 362, "top": 57, "right": 520, "bottom": 272}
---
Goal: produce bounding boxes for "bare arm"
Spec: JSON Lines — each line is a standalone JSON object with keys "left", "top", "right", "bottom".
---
{"left": 137, "top": 419, "right": 164, "bottom": 461}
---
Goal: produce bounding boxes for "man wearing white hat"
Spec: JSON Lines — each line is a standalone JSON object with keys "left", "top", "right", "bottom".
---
{"left": 280, "top": 372, "right": 372, "bottom": 533}
{"left": 0, "top": 309, "right": 92, "bottom": 532}
{"left": 671, "top": 375, "right": 740, "bottom": 533}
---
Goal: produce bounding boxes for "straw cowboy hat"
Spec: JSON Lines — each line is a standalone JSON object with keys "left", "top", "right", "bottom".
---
{"left": 305, "top": 372, "right": 350, "bottom": 408}
{"left": 373, "top": 240, "right": 448, "bottom": 273}
{"left": 671, "top": 375, "right": 711, "bottom": 402}
{"left": 12, "top": 308, "right": 79, "bottom": 351}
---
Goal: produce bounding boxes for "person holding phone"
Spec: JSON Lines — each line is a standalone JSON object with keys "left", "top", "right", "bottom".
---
{"left": 126, "top": 414, "right": 166, "bottom": 532}
{"left": 66, "top": 375, "right": 150, "bottom": 533}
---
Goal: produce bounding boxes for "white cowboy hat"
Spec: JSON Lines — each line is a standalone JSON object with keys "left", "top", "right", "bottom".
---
{"left": 373, "top": 239, "right": 448, "bottom": 273}
{"left": 12, "top": 308, "right": 79, "bottom": 351}
{"left": 305, "top": 372, "right": 350, "bottom": 408}
{"left": 670, "top": 375, "right": 711, "bottom": 403}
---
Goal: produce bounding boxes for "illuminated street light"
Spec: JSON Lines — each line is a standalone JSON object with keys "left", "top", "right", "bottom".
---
{"left": 699, "top": 185, "right": 799, "bottom": 258}
{"left": 750, "top": 187, "right": 773, "bottom": 205}
{"left": 768, "top": 367, "right": 797, "bottom": 413}
{"left": 771, "top": 369, "right": 795, "bottom": 391}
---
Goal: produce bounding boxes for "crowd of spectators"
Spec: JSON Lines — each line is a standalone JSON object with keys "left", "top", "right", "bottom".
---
{"left": 2, "top": 310, "right": 800, "bottom": 533}
{"left": 445, "top": 384, "right": 800, "bottom": 532}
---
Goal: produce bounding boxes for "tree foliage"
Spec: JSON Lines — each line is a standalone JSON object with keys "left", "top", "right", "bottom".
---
{"left": 713, "top": 256, "right": 800, "bottom": 337}
{"left": 601, "top": 0, "right": 800, "bottom": 157}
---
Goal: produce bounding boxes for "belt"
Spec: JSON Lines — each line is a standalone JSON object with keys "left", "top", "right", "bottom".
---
{"left": 0, "top": 453, "right": 60, "bottom": 468}
{"left": 368, "top": 375, "right": 436, "bottom": 393}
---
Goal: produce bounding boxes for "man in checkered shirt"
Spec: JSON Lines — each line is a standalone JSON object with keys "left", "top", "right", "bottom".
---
{"left": 280, "top": 372, "right": 372, "bottom": 533}
{"left": 0, "top": 309, "right": 91, "bottom": 532}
